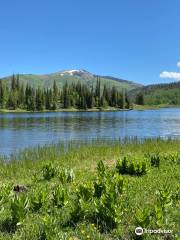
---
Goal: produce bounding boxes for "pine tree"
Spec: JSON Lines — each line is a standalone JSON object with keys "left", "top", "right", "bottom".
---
{"left": 122, "top": 89, "right": 126, "bottom": 109}
{"left": 0, "top": 81, "right": 4, "bottom": 108}
{"left": 45, "top": 89, "right": 53, "bottom": 110}
{"left": 7, "top": 91, "right": 17, "bottom": 109}
{"left": 36, "top": 88, "right": 44, "bottom": 111}
{"left": 136, "top": 93, "right": 144, "bottom": 105}
{"left": 16, "top": 74, "right": 20, "bottom": 90}
{"left": 63, "top": 82, "right": 70, "bottom": 108}
{"left": 100, "top": 96, "right": 108, "bottom": 108}
{"left": 95, "top": 76, "right": 101, "bottom": 107}
{"left": 52, "top": 80, "right": 58, "bottom": 110}
{"left": 11, "top": 74, "right": 17, "bottom": 91}
{"left": 125, "top": 91, "right": 130, "bottom": 108}
{"left": 18, "top": 84, "right": 25, "bottom": 108}
{"left": 0, "top": 74, "right": 131, "bottom": 111}
{"left": 111, "top": 87, "right": 116, "bottom": 106}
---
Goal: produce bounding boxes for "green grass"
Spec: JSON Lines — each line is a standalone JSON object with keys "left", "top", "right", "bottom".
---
{"left": 0, "top": 139, "right": 179, "bottom": 240}
{"left": 132, "top": 104, "right": 161, "bottom": 110}
{"left": 132, "top": 104, "right": 180, "bottom": 110}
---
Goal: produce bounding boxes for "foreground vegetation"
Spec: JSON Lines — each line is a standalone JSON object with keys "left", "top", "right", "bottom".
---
{"left": 0, "top": 139, "right": 179, "bottom": 239}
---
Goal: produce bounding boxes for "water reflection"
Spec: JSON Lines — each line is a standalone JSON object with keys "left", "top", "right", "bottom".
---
{"left": 0, "top": 108, "right": 180, "bottom": 155}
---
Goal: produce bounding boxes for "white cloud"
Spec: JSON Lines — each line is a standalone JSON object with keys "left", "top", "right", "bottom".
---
{"left": 177, "top": 62, "right": 180, "bottom": 68}
{"left": 160, "top": 71, "right": 180, "bottom": 81}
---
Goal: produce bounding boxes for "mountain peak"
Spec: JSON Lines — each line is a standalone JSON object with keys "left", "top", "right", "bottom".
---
{"left": 1, "top": 70, "right": 142, "bottom": 92}
{"left": 57, "top": 69, "right": 94, "bottom": 78}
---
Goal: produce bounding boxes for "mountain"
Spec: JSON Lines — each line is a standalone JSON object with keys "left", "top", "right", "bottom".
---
{"left": 129, "top": 81, "right": 180, "bottom": 105}
{"left": 0, "top": 69, "right": 142, "bottom": 91}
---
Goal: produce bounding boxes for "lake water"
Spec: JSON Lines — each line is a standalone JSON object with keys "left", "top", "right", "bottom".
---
{"left": 0, "top": 108, "right": 180, "bottom": 156}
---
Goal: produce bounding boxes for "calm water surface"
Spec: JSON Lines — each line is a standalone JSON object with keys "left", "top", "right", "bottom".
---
{"left": 0, "top": 108, "right": 180, "bottom": 156}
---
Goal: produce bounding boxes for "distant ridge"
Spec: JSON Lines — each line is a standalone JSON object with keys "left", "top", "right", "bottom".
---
{"left": 102, "top": 75, "right": 137, "bottom": 84}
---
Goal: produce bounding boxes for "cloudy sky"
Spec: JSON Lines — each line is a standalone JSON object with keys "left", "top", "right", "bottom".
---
{"left": 0, "top": 0, "right": 180, "bottom": 85}
{"left": 160, "top": 62, "right": 180, "bottom": 81}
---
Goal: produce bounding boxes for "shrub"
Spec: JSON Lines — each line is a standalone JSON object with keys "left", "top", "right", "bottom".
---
{"left": 148, "top": 153, "right": 161, "bottom": 167}
{"left": 42, "top": 162, "right": 57, "bottom": 180}
{"left": 0, "top": 183, "right": 12, "bottom": 207}
{"left": 90, "top": 191, "right": 121, "bottom": 232}
{"left": 58, "top": 168, "right": 75, "bottom": 184}
{"left": 77, "top": 183, "right": 94, "bottom": 201}
{"left": 67, "top": 196, "right": 83, "bottom": 225}
{"left": 97, "top": 160, "right": 106, "bottom": 177}
{"left": 154, "top": 203, "right": 164, "bottom": 228}
{"left": 135, "top": 207, "right": 151, "bottom": 228}
{"left": 30, "top": 187, "right": 49, "bottom": 212}
{"left": 85, "top": 171, "right": 124, "bottom": 232}
{"left": 116, "top": 157, "right": 147, "bottom": 176}
{"left": 156, "top": 186, "right": 172, "bottom": 210}
{"left": 164, "top": 152, "right": 180, "bottom": 164}
{"left": 10, "top": 194, "right": 29, "bottom": 228}
{"left": 116, "top": 157, "right": 128, "bottom": 175}
{"left": 52, "top": 186, "right": 69, "bottom": 208}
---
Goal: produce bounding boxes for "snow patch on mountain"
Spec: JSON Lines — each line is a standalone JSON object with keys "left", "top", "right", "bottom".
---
{"left": 58, "top": 69, "right": 94, "bottom": 78}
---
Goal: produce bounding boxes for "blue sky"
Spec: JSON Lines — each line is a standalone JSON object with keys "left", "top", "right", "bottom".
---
{"left": 0, "top": 0, "right": 180, "bottom": 85}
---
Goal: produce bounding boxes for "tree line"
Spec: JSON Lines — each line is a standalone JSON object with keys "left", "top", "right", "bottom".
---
{"left": 0, "top": 75, "right": 131, "bottom": 111}
{"left": 134, "top": 81, "right": 180, "bottom": 105}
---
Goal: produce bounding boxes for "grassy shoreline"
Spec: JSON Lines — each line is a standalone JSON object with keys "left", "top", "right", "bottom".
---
{"left": 0, "top": 139, "right": 179, "bottom": 239}
{"left": 0, "top": 107, "right": 131, "bottom": 113}
{"left": 133, "top": 104, "right": 180, "bottom": 110}
{"left": 0, "top": 104, "right": 180, "bottom": 113}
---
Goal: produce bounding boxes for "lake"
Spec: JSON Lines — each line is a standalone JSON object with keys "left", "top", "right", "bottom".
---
{"left": 0, "top": 108, "right": 180, "bottom": 156}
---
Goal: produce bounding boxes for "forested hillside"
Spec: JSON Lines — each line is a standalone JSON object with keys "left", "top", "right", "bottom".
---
{"left": 0, "top": 75, "right": 131, "bottom": 111}
{"left": 1, "top": 71, "right": 180, "bottom": 109}
{"left": 0, "top": 70, "right": 141, "bottom": 92}
{"left": 130, "top": 82, "right": 180, "bottom": 105}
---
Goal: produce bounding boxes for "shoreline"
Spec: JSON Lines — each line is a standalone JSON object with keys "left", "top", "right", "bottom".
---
{"left": 0, "top": 107, "right": 131, "bottom": 113}
{"left": 130, "top": 104, "right": 180, "bottom": 110}
{"left": 0, "top": 104, "right": 180, "bottom": 113}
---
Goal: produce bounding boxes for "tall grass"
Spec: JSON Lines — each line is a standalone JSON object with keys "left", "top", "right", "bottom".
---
{"left": 0, "top": 138, "right": 179, "bottom": 239}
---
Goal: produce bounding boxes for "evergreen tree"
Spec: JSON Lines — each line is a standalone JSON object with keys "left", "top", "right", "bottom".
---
{"left": 45, "top": 89, "right": 53, "bottom": 110}
{"left": 16, "top": 74, "right": 20, "bottom": 90}
{"left": 0, "top": 81, "right": 4, "bottom": 108}
{"left": 122, "top": 89, "right": 126, "bottom": 109}
{"left": 18, "top": 84, "right": 25, "bottom": 108}
{"left": 11, "top": 74, "right": 16, "bottom": 91}
{"left": 0, "top": 74, "right": 131, "bottom": 111}
{"left": 136, "top": 93, "right": 144, "bottom": 105}
{"left": 36, "top": 88, "right": 44, "bottom": 111}
{"left": 111, "top": 86, "right": 117, "bottom": 106}
{"left": 52, "top": 80, "right": 58, "bottom": 110}
{"left": 63, "top": 82, "right": 70, "bottom": 108}
{"left": 95, "top": 76, "right": 101, "bottom": 107}
{"left": 7, "top": 91, "right": 17, "bottom": 109}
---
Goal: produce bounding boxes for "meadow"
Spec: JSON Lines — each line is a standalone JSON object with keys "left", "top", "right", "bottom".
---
{"left": 0, "top": 139, "right": 179, "bottom": 240}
